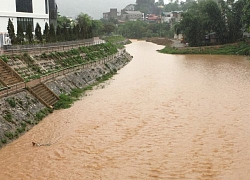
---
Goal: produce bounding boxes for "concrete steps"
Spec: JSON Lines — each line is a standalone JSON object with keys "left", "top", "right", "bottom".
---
{"left": 29, "top": 83, "right": 59, "bottom": 108}
{"left": 0, "top": 63, "right": 22, "bottom": 86}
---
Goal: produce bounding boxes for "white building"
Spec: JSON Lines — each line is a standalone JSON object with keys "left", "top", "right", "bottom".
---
{"left": 0, "top": 0, "right": 57, "bottom": 47}
{"left": 162, "top": 11, "right": 183, "bottom": 26}
{"left": 121, "top": 11, "right": 144, "bottom": 21}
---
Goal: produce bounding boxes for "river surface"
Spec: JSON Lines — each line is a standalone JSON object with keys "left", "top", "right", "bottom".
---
{"left": 1, "top": 41, "right": 250, "bottom": 180}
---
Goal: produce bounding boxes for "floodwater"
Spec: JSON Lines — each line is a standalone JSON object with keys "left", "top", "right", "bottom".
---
{"left": 1, "top": 40, "right": 250, "bottom": 180}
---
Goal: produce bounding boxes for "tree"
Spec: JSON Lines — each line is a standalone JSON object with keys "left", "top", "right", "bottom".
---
{"left": 68, "top": 27, "right": 73, "bottom": 41}
{"left": 26, "top": 23, "right": 33, "bottom": 44}
{"left": 117, "top": 21, "right": 147, "bottom": 38}
{"left": 158, "top": 0, "right": 165, "bottom": 6}
{"left": 48, "top": 23, "right": 56, "bottom": 42}
{"left": 92, "top": 20, "right": 104, "bottom": 36}
{"left": 76, "top": 13, "right": 93, "bottom": 39}
{"left": 43, "top": 22, "right": 49, "bottom": 42}
{"left": 7, "top": 18, "right": 16, "bottom": 44}
{"left": 57, "top": 13, "right": 72, "bottom": 28}
{"left": 180, "top": 12, "right": 204, "bottom": 46}
{"left": 103, "top": 22, "right": 116, "bottom": 35}
{"left": 16, "top": 24, "right": 24, "bottom": 44}
{"left": 164, "top": 1, "right": 181, "bottom": 12}
{"left": 62, "top": 24, "right": 69, "bottom": 41}
{"left": 56, "top": 25, "right": 62, "bottom": 41}
{"left": 243, "top": 0, "right": 250, "bottom": 32}
{"left": 35, "top": 23, "right": 43, "bottom": 43}
{"left": 135, "top": 0, "right": 156, "bottom": 14}
{"left": 179, "top": 0, "right": 237, "bottom": 46}
{"left": 201, "top": 0, "right": 227, "bottom": 43}
{"left": 73, "top": 24, "right": 80, "bottom": 40}
{"left": 225, "top": 0, "right": 245, "bottom": 42}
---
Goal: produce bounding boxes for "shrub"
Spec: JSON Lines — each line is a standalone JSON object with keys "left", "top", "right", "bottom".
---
{"left": 35, "top": 111, "right": 46, "bottom": 121}
{"left": 6, "top": 98, "right": 16, "bottom": 108}
{"left": 41, "top": 52, "right": 47, "bottom": 58}
{"left": 54, "top": 94, "right": 74, "bottom": 110}
{"left": 1, "top": 138, "right": 7, "bottom": 144}
{"left": 4, "top": 132, "right": 14, "bottom": 140}
{"left": 70, "top": 88, "right": 84, "bottom": 98}
{"left": 24, "top": 119, "right": 32, "bottom": 125}
{"left": 4, "top": 112, "right": 13, "bottom": 122}
{"left": 17, "top": 127, "right": 25, "bottom": 134}
{"left": 0, "top": 56, "right": 9, "bottom": 63}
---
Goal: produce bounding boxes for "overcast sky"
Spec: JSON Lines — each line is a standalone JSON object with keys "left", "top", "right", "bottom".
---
{"left": 56, "top": 0, "right": 169, "bottom": 19}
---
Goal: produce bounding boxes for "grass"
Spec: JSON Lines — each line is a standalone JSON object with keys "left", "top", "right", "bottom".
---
{"left": 159, "top": 42, "right": 250, "bottom": 56}
{"left": 103, "top": 35, "right": 131, "bottom": 49}
{"left": 6, "top": 98, "right": 16, "bottom": 108}
{"left": 4, "top": 132, "right": 14, "bottom": 140}
{"left": 35, "top": 108, "right": 53, "bottom": 121}
{"left": 54, "top": 94, "right": 74, "bottom": 109}
{"left": 54, "top": 72, "right": 116, "bottom": 110}
{"left": 0, "top": 55, "right": 8, "bottom": 63}
{"left": 1, "top": 138, "right": 7, "bottom": 144}
{"left": 3, "top": 112, "right": 13, "bottom": 123}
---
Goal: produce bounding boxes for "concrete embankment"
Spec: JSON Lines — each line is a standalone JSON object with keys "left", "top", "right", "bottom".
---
{"left": 0, "top": 50, "right": 132, "bottom": 148}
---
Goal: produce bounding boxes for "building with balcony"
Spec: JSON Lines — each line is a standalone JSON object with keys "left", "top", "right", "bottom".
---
{"left": 0, "top": 0, "right": 57, "bottom": 47}
{"left": 0, "top": 0, "right": 57, "bottom": 34}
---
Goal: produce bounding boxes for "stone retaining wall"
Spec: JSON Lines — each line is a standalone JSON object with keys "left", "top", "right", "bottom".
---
{"left": 0, "top": 51, "right": 132, "bottom": 148}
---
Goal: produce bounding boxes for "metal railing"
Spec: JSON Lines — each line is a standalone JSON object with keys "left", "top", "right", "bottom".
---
{"left": 2, "top": 39, "right": 105, "bottom": 55}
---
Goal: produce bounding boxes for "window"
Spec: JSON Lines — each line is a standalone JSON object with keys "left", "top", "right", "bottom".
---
{"left": 16, "top": 0, "right": 33, "bottom": 13}
{"left": 17, "top": 18, "right": 34, "bottom": 32}
{"left": 45, "top": 0, "right": 48, "bottom": 14}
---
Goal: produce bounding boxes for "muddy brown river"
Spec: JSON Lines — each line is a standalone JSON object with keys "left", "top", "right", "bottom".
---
{"left": 1, "top": 41, "right": 250, "bottom": 180}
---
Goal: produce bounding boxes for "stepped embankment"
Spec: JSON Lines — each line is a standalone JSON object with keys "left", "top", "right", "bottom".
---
{"left": 0, "top": 42, "right": 132, "bottom": 148}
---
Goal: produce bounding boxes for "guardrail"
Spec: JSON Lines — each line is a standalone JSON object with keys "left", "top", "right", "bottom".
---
{"left": 0, "top": 49, "right": 126, "bottom": 98}
{"left": 0, "top": 82, "right": 26, "bottom": 98}
{"left": 2, "top": 40, "right": 105, "bottom": 55}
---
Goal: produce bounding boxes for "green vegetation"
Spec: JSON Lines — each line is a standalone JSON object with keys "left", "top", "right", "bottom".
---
{"left": 103, "top": 36, "right": 131, "bottom": 49}
{"left": 178, "top": 0, "right": 249, "bottom": 47}
{"left": 243, "top": 0, "right": 250, "bottom": 32}
{"left": 4, "top": 132, "right": 14, "bottom": 140}
{"left": 3, "top": 111, "right": 13, "bottom": 123}
{"left": 104, "top": 36, "right": 126, "bottom": 43}
{"left": 26, "top": 24, "right": 33, "bottom": 44}
{"left": 35, "top": 108, "right": 52, "bottom": 121}
{"left": 159, "top": 42, "right": 250, "bottom": 55}
{"left": 135, "top": 0, "right": 156, "bottom": 15}
{"left": 17, "top": 122, "right": 27, "bottom": 134}
{"left": 53, "top": 94, "right": 75, "bottom": 109}
{"left": 117, "top": 21, "right": 172, "bottom": 39}
{"left": 6, "top": 98, "right": 16, "bottom": 108}
{"left": 7, "top": 18, "right": 16, "bottom": 44}
{"left": 1, "top": 138, "right": 7, "bottom": 144}
{"left": 54, "top": 72, "right": 116, "bottom": 110}
{"left": 0, "top": 42, "right": 118, "bottom": 82}
{"left": 3, "top": 122, "right": 27, "bottom": 142}
{"left": 35, "top": 23, "right": 43, "bottom": 43}
{"left": 0, "top": 55, "right": 8, "bottom": 63}
{"left": 16, "top": 24, "right": 24, "bottom": 44}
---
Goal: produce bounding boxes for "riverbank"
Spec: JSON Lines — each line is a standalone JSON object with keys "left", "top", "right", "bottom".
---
{"left": 1, "top": 41, "right": 250, "bottom": 179}
{"left": 145, "top": 37, "right": 173, "bottom": 46}
{"left": 159, "top": 41, "right": 250, "bottom": 56}
{"left": 0, "top": 44, "right": 132, "bottom": 148}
